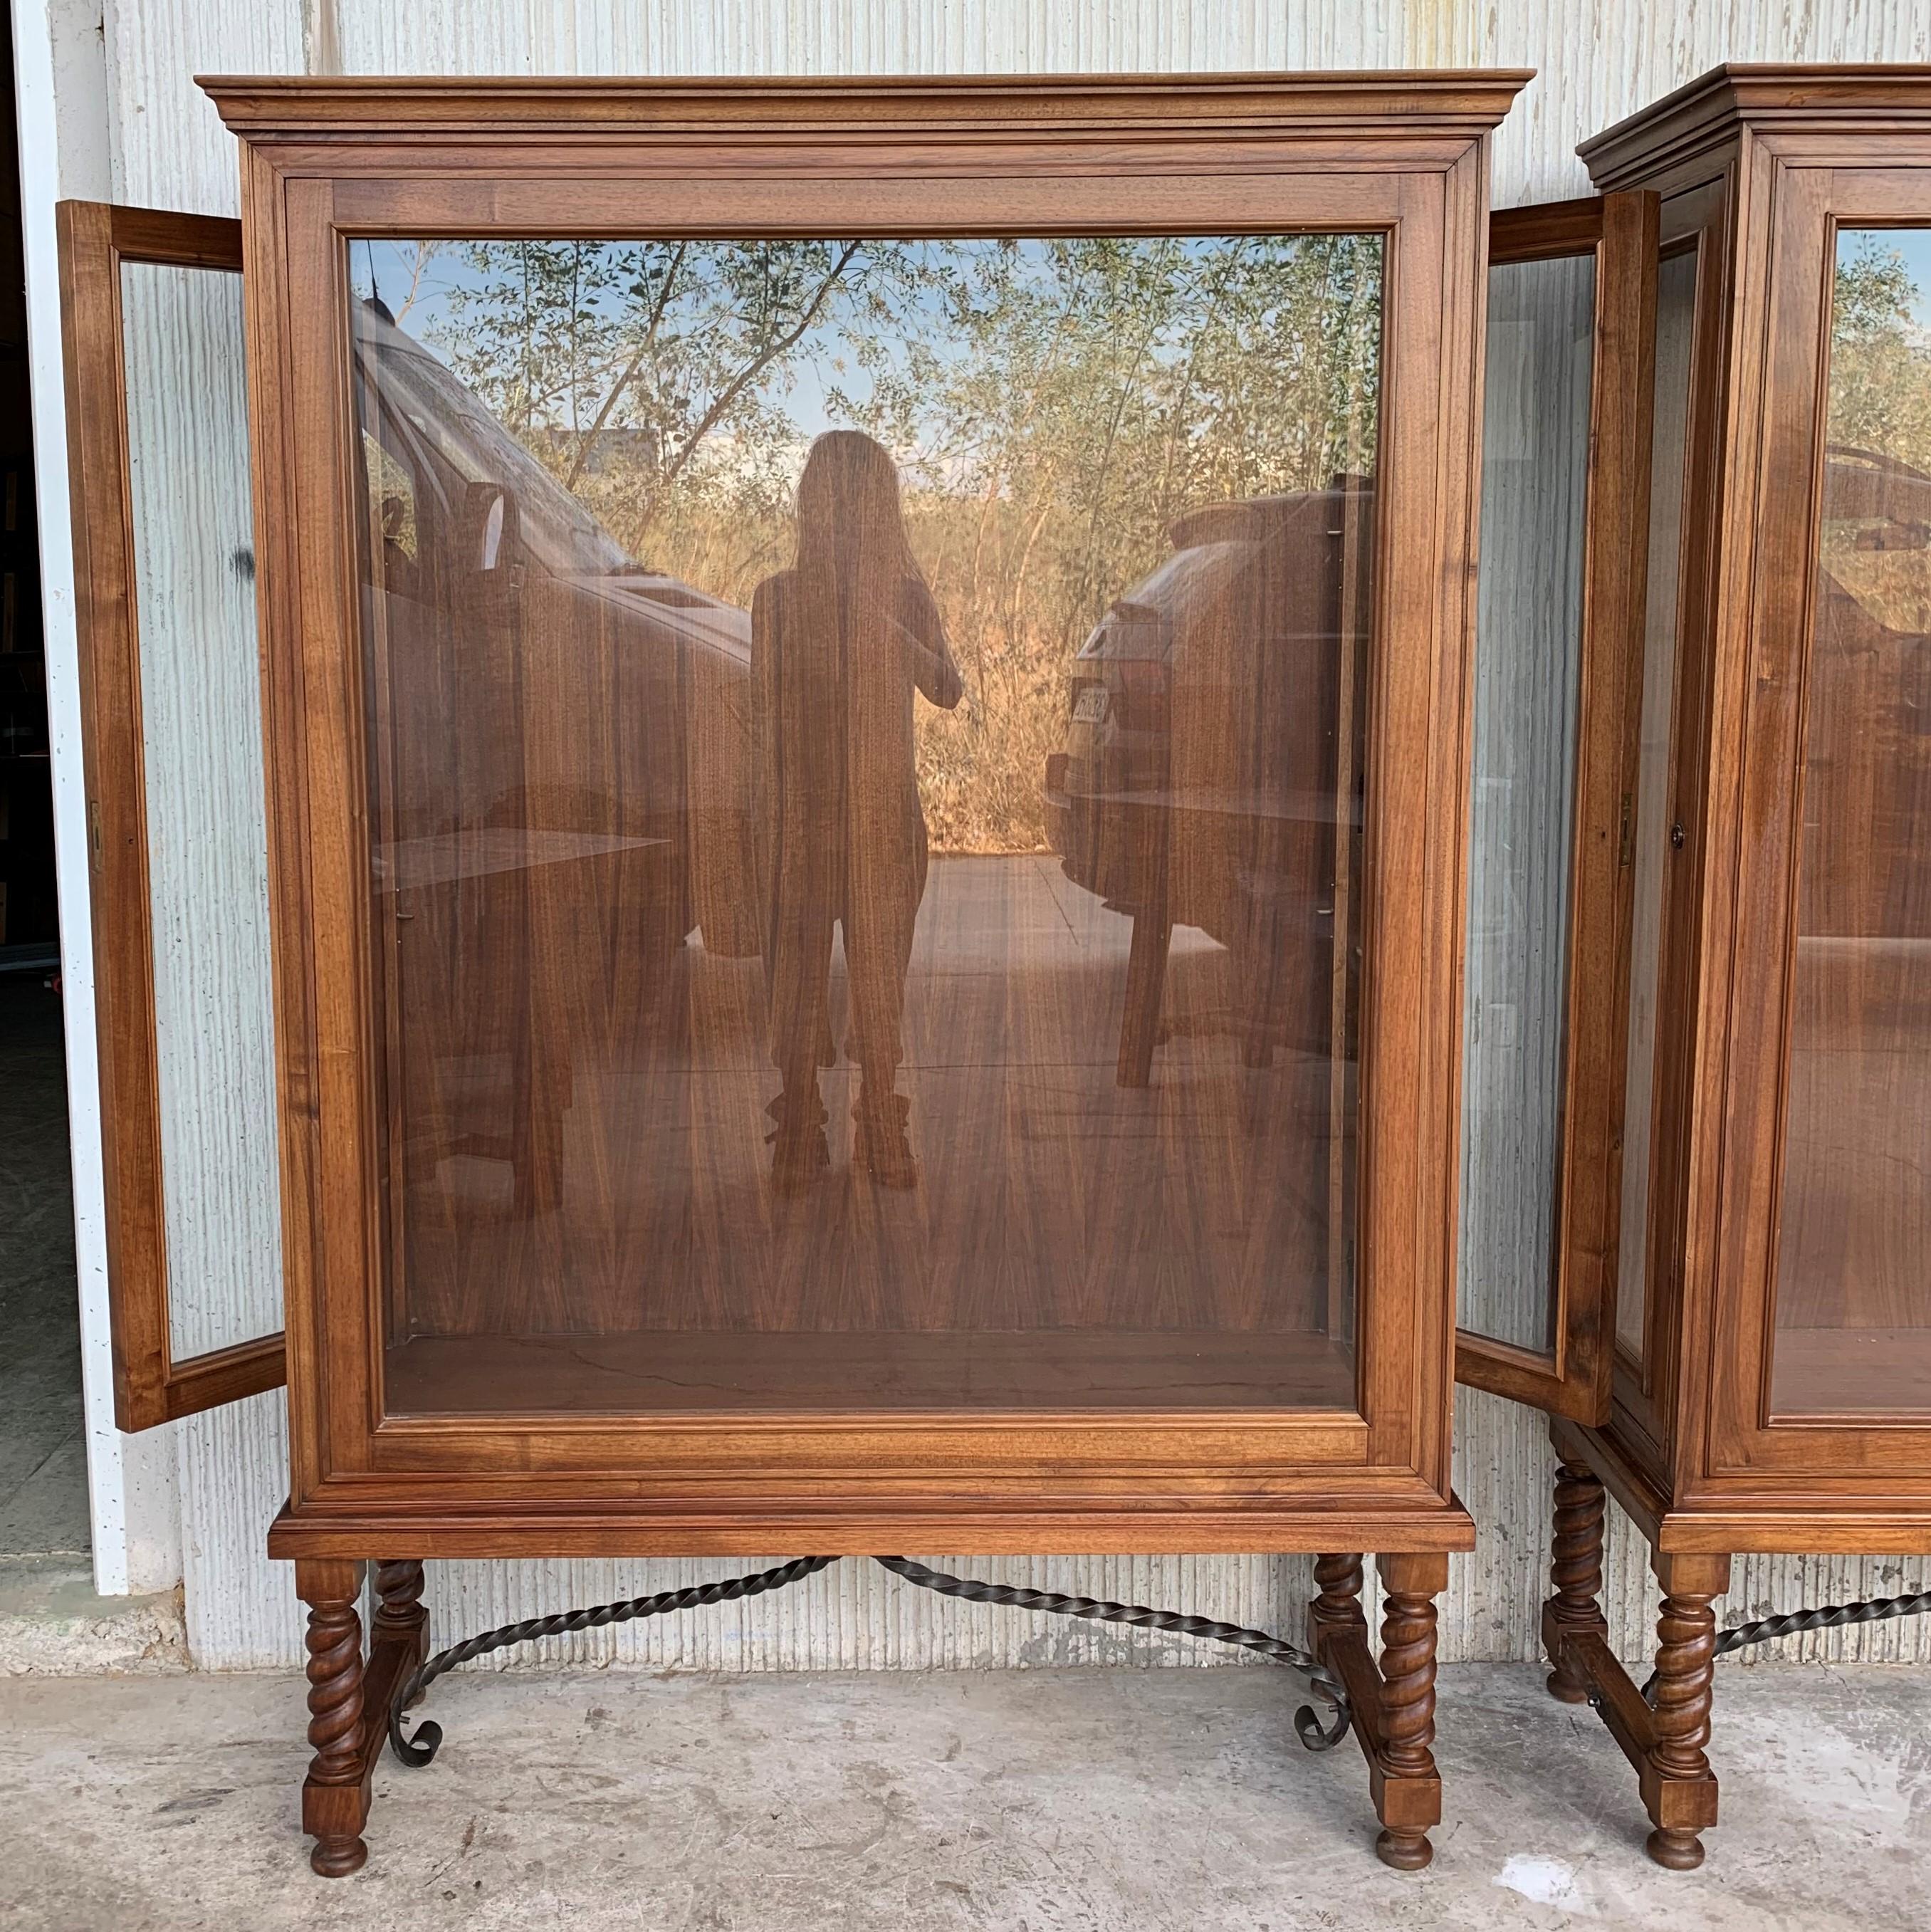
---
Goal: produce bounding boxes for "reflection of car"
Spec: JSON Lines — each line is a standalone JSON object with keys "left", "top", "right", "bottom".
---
{"left": 352, "top": 295, "right": 758, "bottom": 963}
{"left": 350, "top": 297, "right": 762, "bottom": 1245}
{"left": 1804, "top": 444, "right": 1931, "bottom": 936}
{"left": 1042, "top": 485, "right": 1373, "bottom": 1082}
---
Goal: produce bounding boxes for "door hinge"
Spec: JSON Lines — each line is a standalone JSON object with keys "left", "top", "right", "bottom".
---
{"left": 1618, "top": 791, "right": 1633, "bottom": 868}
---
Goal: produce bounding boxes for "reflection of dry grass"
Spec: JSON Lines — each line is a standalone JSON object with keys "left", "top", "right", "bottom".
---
{"left": 1823, "top": 525, "right": 1931, "bottom": 636}
{"left": 579, "top": 480, "right": 1178, "bottom": 856}
{"left": 912, "top": 623, "right": 1065, "bottom": 855}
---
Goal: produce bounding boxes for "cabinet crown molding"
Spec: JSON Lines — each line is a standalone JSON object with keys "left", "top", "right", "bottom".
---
{"left": 197, "top": 70, "right": 1532, "bottom": 145}
{"left": 1581, "top": 62, "right": 1931, "bottom": 191}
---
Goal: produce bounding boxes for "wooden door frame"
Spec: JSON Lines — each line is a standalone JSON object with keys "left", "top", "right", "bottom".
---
{"left": 202, "top": 72, "right": 1526, "bottom": 1554}
{"left": 1454, "top": 189, "right": 1659, "bottom": 1426}
{"left": 56, "top": 199, "right": 286, "bottom": 1431}
{"left": 1702, "top": 150, "right": 1931, "bottom": 1487}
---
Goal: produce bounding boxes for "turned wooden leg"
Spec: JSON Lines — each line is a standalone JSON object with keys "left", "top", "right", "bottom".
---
{"left": 1308, "top": 1552, "right": 1366, "bottom": 1647}
{"left": 372, "top": 1557, "right": 427, "bottom": 1652}
{"left": 1544, "top": 1456, "right": 1608, "bottom": 1703}
{"left": 372, "top": 1558, "right": 429, "bottom": 1711}
{"left": 298, "top": 1557, "right": 370, "bottom": 1879}
{"left": 1643, "top": 1552, "right": 1727, "bottom": 1871}
{"left": 1373, "top": 1552, "right": 1445, "bottom": 1871}
{"left": 371, "top": 1558, "right": 426, "bottom": 1640}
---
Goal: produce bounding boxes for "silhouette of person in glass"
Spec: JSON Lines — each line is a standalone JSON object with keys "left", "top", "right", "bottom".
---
{"left": 753, "top": 430, "right": 963, "bottom": 1193}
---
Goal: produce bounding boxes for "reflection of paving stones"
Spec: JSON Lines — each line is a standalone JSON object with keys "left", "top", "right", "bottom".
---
{"left": 399, "top": 851, "right": 1344, "bottom": 1363}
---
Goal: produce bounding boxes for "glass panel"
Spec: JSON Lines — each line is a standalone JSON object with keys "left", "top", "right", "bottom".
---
{"left": 350, "top": 236, "right": 1381, "bottom": 1414}
{"left": 120, "top": 261, "right": 281, "bottom": 1359}
{"left": 1458, "top": 251, "right": 1596, "bottom": 1354}
{"left": 1613, "top": 245, "right": 1698, "bottom": 1362}
{"left": 1772, "top": 227, "right": 1931, "bottom": 1414}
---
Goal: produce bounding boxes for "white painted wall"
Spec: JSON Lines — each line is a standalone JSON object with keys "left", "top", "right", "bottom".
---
{"left": 16, "top": 0, "right": 1931, "bottom": 1669}
{"left": 11, "top": 0, "right": 181, "bottom": 1596}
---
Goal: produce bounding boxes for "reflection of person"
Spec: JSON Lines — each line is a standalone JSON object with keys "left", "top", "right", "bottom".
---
{"left": 377, "top": 491, "right": 418, "bottom": 600}
{"left": 752, "top": 430, "right": 963, "bottom": 1191}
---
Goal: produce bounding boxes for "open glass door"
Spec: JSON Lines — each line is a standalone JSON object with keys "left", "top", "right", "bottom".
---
{"left": 1454, "top": 191, "right": 1658, "bottom": 1424}
{"left": 58, "top": 202, "right": 283, "bottom": 1429}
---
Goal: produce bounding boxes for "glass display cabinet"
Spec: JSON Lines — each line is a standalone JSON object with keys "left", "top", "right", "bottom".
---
{"left": 1457, "top": 66, "right": 1931, "bottom": 1869}
{"left": 54, "top": 72, "right": 1548, "bottom": 1875}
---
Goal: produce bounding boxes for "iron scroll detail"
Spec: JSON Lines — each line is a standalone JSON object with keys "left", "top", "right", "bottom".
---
{"left": 387, "top": 1553, "right": 1352, "bottom": 1766}
{"left": 1633, "top": 1588, "right": 1931, "bottom": 1705}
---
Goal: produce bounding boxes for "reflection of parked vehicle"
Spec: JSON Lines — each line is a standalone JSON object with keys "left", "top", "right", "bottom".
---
{"left": 352, "top": 295, "right": 758, "bottom": 963}
{"left": 1801, "top": 445, "right": 1931, "bottom": 939}
{"left": 351, "top": 297, "right": 760, "bottom": 1265}
{"left": 1763, "top": 445, "right": 1931, "bottom": 1344}
{"left": 1043, "top": 484, "right": 1373, "bottom": 1084}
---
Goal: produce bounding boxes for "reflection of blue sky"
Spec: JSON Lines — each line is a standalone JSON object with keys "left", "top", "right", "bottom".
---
{"left": 350, "top": 236, "right": 1251, "bottom": 478}
{"left": 1843, "top": 226, "right": 1931, "bottom": 333}
{"left": 354, "top": 236, "right": 868, "bottom": 434}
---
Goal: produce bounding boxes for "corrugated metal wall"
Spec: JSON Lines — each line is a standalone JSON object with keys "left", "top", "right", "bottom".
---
{"left": 91, "top": 0, "right": 1931, "bottom": 1670}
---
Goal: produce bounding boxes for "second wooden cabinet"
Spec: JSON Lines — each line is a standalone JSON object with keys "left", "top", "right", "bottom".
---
{"left": 1458, "top": 64, "right": 1931, "bottom": 1869}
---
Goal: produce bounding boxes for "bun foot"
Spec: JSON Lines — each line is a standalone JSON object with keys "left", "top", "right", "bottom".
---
{"left": 310, "top": 1834, "right": 367, "bottom": 1877}
{"left": 1545, "top": 1665, "right": 1591, "bottom": 1705}
{"left": 1645, "top": 1827, "right": 1704, "bottom": 1871}
{"left": 1376, "top": 1827, "right": 1433, "bottom": 1871}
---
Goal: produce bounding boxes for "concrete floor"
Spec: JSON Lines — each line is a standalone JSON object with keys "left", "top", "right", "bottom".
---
{"left": 0, "top": 1662, "right": 1920, "bottom": 1931}
{"left": 0, "top": 973, "right": 89, "bottom": 1561}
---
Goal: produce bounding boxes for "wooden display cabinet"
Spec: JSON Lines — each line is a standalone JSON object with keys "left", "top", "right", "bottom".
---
{"left": 1457, "top": 65, "right": 1931, "bottom": 1869}
{"left": 51, "top": 72, "right": 1562, "bottom": 1875}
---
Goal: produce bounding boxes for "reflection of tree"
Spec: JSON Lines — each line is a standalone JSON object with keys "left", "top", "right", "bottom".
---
{"left": 845, "top": 239, "right": 1378, "bottom": 789}
{"left": 1823, "top": 238, "right": 1931, "bottom": 645}
{"left": 409, "top": 235, "right": 1381, "bottom": 852}
{"left": 432, "top": 240, "right": 930, "bottom": 528}
{"left": 1828, "top": 235, "right": 1931, "bottom": 466}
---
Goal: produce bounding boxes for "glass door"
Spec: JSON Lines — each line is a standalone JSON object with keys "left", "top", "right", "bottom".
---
{"left": 57, "top": 202, "right": 283, "bottom": 1430}
{"left": 1769, "top": 216, "right": 1931, "bottom": 1419}
{"left": 1455, "top": 192, "right": 1658, "bottom": 1424}
{"left": 347, "top": 231, "right": 1383, "bottom": 1418}
{"left": 1711, "top": 167, "right": 1931, "bottom": 1470}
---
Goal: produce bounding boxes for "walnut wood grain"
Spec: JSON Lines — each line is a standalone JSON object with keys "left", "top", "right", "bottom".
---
{"left": 1544, "top": 1455, "right": 1609, "bottom": 1703}
{"left": 1373, "top": 1554, "right": 1442, "bottom": 1869}
{"left": 383, "top": 1330, "right": 1359, "bottom": 1416}
{"left": 200, "top": 71, "right": 1534, "bottom": 140}
{"left": 1455, "top": 187, "right": 1658, "bottom": 1427}
{"left": 371, "top": 1558, "right": 427, "bottom": 1652}
{"left": 1309, "top": 1553, "right": 1446, "bottom": 1870}
{"left": 1308, "top": 1551, "right": 1366, "bottom": 1647}
{"left": 1643, "top": 1553, "right": 1725, "bottom": 1871}
{"left": 297, "top": 1559, "right": 368, "bottom": 1879}
{"left": 1580, "top": 66, "right": 1931, "bottom": 194}
{"left": 53, "top": 197, "right": 286, "bottom": 1433}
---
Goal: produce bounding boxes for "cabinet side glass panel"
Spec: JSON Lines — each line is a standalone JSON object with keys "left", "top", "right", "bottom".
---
{"left": 1771, "top": 226, "right": 1931, "bottom": 1415}
{"left": 347, "top": 235, "right": 1381, "bottom": 1414}
{"left": 1458, "top": 251, "right": 1594, "bottom": 1355}
{"left": 1613, "top": 245, "right": 1698, "bottom": 1363}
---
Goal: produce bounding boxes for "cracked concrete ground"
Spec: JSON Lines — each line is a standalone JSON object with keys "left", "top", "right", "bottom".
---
{"left": 0, "top": 1661, "right": 1922, "bottom": 1930}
